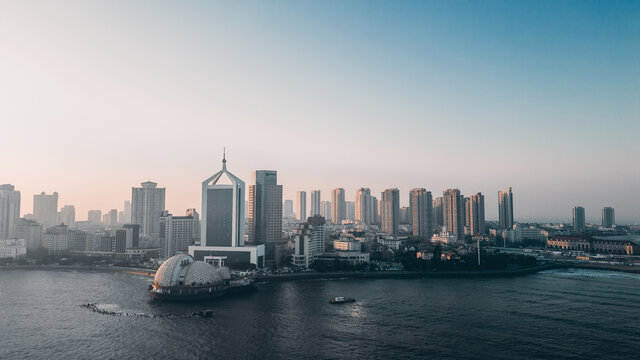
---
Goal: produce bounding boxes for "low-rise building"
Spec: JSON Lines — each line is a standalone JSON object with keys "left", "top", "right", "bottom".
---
{"left": 0, "top": 239, "right": 27, "bottom": 258}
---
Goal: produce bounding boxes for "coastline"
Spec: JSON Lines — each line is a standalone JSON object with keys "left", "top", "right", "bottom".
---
{"left": 2, "top": 262, "right": 639, "bottom": 281}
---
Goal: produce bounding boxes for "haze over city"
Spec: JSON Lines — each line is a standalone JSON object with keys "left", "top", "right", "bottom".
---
{"left": 1, "top": 0, "right": 638, "bottom": 223}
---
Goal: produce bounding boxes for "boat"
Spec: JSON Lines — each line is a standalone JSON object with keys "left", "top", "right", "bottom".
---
{"left": 329, "top": 296, "right": 356, "bottom": 304}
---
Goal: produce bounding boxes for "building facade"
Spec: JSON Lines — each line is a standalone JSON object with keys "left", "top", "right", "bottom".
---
{"left": 34, "top": 191, "right": 58, "bottom": 229}
{"left": 443, "top": 189, "right": 464, "bottom": 240}
{"left": 0, "top": 184, "right": 20, "bottom": 239}
{"left": 381, "top": 188, "right": 400, "bottom": 236}
{"left": 291, "top": 216, "right": 325, "bottom": 268}
{"left": 410, "top": 188, "right": 433, "bottom": 240}
{"left": 602, "top": 207, "right": 615, "bottom": 228}
{"left": 498, "top": 187, "right": 514, "bottom": 230}
{"left": 296, "top": 191, "right": 307, "bottom": 221}
{"left": 310, "top": 190, "right": 321, "bottom": 216}
{"left": 131, "top": 181, "right": 166, "bottom": 240}
{"left": 355, "top": 188, "right": 373, "bottom": 225}
{"left": 160, "top": 210, "right": 200, "bottom": 258}
{"left": 573, "top": 206, "right": 586, "bottom": 233}
{"left": 331, "top": 188, "right": 345, "bottom": 224}
{"left": 247, "top": 170, "right": 282, "bottom": 245}
{"left": 469, "top": 193, "right": 485, "bottom": 235}
{"left": 60, "top": 205, "right": 75, "bottom": 228}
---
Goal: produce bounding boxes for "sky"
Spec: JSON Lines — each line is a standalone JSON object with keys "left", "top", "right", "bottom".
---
{"left": 1, "top": 0, "right": 639, "bottom": 224}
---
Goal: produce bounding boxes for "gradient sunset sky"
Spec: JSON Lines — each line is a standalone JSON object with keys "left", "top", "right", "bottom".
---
{"left": 1, "top": 0, "right": 639, "bottom": 223}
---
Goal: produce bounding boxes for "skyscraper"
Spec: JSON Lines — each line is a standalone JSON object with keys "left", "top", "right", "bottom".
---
{"left": 123, "top": 200, "right": 131, "bottom": 224}
{"left": 321, "top": 201, "right": 332, "bottom": 221}
{"left": 109, "top": 209, "right": 118, "bottom": 226}
{"left": 433, "top": 197, "right": 443, "bottom": 229}
{"left": 469, "top": 193, "right": 485, "bottom": 235}
{"left": 331, "top": 188, "right": 345, "bottom": 224}
{"left": 498, "top": 187, "right": 514, "bottom": 230}
{"left": 372, "top": 196, "right": 379, "bottom": 224}
{"left": 247, "top": 170, "right": 282, "bottom": 245}
{"left": 15, "top": 219, "right": 42, "bottom": 249}
{"left": 381, "top": 188, "right": 400, "bottom": 236}
{"left": 0, "top": 184, "right": 20, "bottom": 239}
{"left": 355, "top": 188, "right": 373, "bottom": 225}
{"left": 131, "top": 181, "right": 166, "bottom": 240}
{"left": 602, "top": 207, "right": 615, "bottom": 228}
{"left": 284, "top": 200, "right": 294, "bottom": 218}
{"left": 443, "top": 189, "right": 464, "bottom": 240}
{"left": 296, "top": 191, "right": 307, "bottom": 221}
{"left": 34, "top": 192, "right": 58, "bottom": 229}
{"left": 573, "top": 206, "right": 586, "bottom": 233}
{"left": 346, "top": 201, "right": 355, "bottom": 221}
{"left": 190, "top": 154, "right": 265, "bottom": 268}
{"left": 60, "top": 205, "right": 75, "bottom": 228}
{"left": 410, "top": 188, "right": 433, "bottom": 240}
{"left": 310, "top": 190, "right": 321, "bottom": 216}
{"left": 88, "top": 210, "right": 102, "bottom": 225}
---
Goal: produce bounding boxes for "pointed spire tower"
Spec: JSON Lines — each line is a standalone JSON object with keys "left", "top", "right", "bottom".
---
{"left": 200, "top": 150, "right": 245, "bottom": 247}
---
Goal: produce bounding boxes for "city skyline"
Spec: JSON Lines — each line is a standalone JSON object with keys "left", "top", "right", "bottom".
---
{"left": 1, "top": 1, "right": 638, "bottom": 223}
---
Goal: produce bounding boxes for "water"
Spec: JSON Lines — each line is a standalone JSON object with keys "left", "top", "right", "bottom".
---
{"left": 1, "top": 268, "right": 639, "bottom": 359}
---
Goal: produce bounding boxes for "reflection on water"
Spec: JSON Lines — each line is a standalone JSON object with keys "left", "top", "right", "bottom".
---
{"left": 1, "top": 269, "right": 639, "bottom": 360}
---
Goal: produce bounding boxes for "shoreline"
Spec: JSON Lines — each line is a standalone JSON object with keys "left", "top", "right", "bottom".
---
{"left": 2, "top": 262, "right": 639, "bottom": 280}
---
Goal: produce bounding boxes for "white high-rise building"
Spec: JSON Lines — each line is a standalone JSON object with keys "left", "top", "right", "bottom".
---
{"left": 331, "top": 188, "right": 345, "bottom": 224}
{"left": 291, "top": 216, "right": 325, "bottom": 268}
{"left": 498, "top": 187, "right": 514, "bottom": 230}
{"left": 0, "top": 185, "right": 21, "bottom": 239}
{"left": 310, "top": 190, "right": 321, "bottom": 217}
{"left": 123, "top": 200, "right": 131, "bottom": 224}
{"left": 60, "top": 205, "right": 76, "bottom": 228}
{"left": 296, "top": 191, "right": 307, "bottom": 221}
{"left": 381, "top": 188, "right": 400, "bottom": 236}
{"left": 160, "top": 209, "right": 200, "bottom": 259}
{"left": 189, "top": 154, "right": 265, "bottom": 268}
{"left": 410, "top": 188, "right": 433, "bottom": 239}
{"left": 131, "top": 181, "right": 165, "bottom": 241}
{"left": 34, "top": 192, "right": 58, "bottom": 229}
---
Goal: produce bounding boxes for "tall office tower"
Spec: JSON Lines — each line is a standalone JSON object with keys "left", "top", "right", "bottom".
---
{"left": 296, "top": 191, "right": 307, "bottom": 221}
{"left": 109, "top": 209, "right": 118, "bottom": 226}
{"left": 112, "top": 228, "right": 127, "bottom": 254}
{"left": 321, "top": 201, "right": 332, "bottom": 221}
{"left": 469, "top": 193, "right": 485, "bottom": 235}
{"left": 34, "top": 192, "right": 58, "bottom": 229}
{"left": 433, "top": 197, "right": 443, "bottom": 228}
{"left": 355, "top": 188, "right": 374, "bottom": 225}
{"left": 602, "top": 207, "right": 615, "bottom": 228}
{"left": 410, "top": 188, "right": 433, "bottom": 240}
{"left": 346, "top": 201, "right": 355, "bottom": 221}
{"left": 88, "top": 210, "right": 102, "bottom": 225}
{"left": 247, "top": 170, "right": 282, "bottom": 245}
{"left": 102, "top": 213, "right": 110, "bottom": 225}
{"left": 60, "top": 205, "right": 75, "bottom": 228}
{"left": 498, "top": 187, "right": 514, "bottom": 230}
{"left": 372, "top": 196, "right": 379, "bottom": 224}
{"left": 331, "top": 188, "right": 345, "bottom": 224}
{"left": 443, "top": 189, "right": 464, "bottom": 240}
{"left": 123, "top": 200, "right": 131, "bottom": 224}
{"left": 284, "top": 200, "right": 294, "bottom": 218}
{"left": 573, "top": 206, "right": 586, "bottom": 233}
{"left": 189, "top": 155, "right": 265, "bottom": 268}
{"left": 15, "top": 219, "right": 42, "bottom": 249}
{"left": 0, "top": 184, "right": 21, "bottom": 239}
{"left": 381, "top": 188, "right": 400, "bottom": 236}
{"left": 310, "top": 190, "right": 321, "bottom": 216}
{"left": 160, "top": 209, "right": 200, "bottom": 258}
{"left": 131, "top": 181, "right": 166, "bottom": 240}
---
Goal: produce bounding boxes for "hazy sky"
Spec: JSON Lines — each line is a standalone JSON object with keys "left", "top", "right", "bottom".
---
{"left": 1, "top": 0, "right": 639, "bottom": 223}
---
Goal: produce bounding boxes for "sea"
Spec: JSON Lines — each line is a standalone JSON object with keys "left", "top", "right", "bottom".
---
{"left": 1, "top": 268, "right": 639, "bottom": 359}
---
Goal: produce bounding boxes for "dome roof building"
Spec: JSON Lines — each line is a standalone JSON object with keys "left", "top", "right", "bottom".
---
{"left": 153, "top": 254, "right": 230, "bottom": 288}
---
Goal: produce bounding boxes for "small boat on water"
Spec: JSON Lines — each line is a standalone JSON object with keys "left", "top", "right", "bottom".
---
{"left": 329, "top": 296, "right": 356, "bottom": 304}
